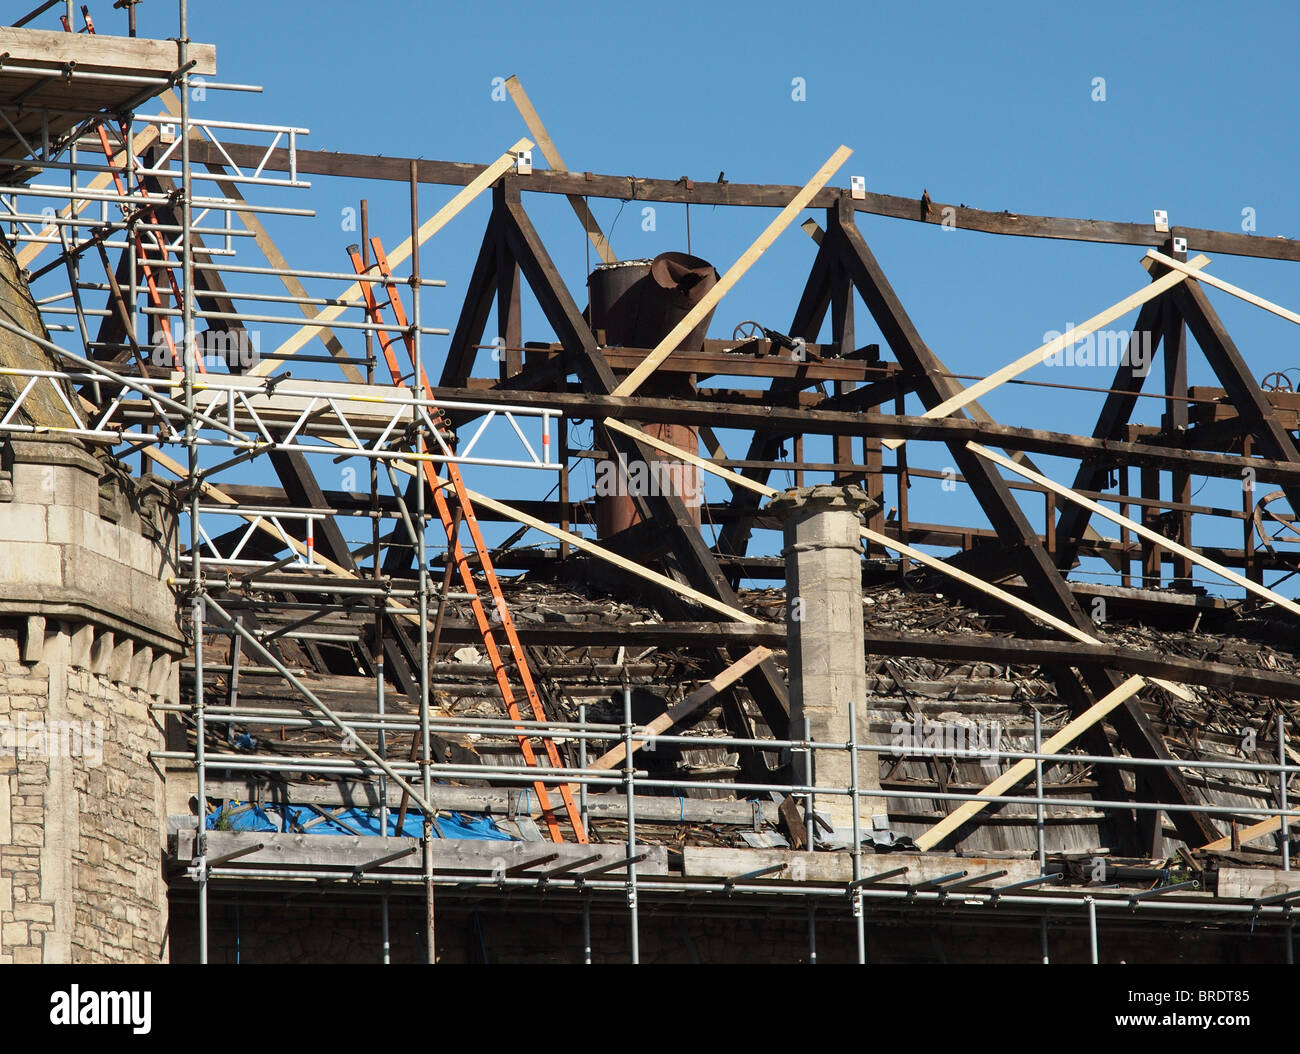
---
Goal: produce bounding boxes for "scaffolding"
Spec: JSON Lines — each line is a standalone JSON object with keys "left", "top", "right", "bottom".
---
{"left": 3, "top": 0, "right": 1300, "bottom": 965}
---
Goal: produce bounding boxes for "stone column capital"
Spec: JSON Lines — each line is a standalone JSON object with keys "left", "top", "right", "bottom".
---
{"left": 766, "top": 483, "right": 877, "bottom": 522}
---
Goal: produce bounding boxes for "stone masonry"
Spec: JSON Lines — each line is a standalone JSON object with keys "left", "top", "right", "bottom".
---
{"left": 0, "top": 435, "right": 181, "bottom": 962}
{"left": 768, "top": 484, "right": 886, "bottom": 832}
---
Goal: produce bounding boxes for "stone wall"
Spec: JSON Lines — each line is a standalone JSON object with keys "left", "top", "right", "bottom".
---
{"left": 168, "top": 893, "right": 1293, "bottom": 965}
{"left": 0, "top": 620, "right": 176, "bottom": 963}
{"left": 0, "top": 435, "right": 181, "bottom": 963}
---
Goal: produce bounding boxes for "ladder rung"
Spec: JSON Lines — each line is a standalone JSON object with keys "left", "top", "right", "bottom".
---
{"left": 344, "top": 240, "right": 585, "bottom": 843}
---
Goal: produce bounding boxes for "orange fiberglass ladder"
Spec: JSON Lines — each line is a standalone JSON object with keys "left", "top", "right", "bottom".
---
{"left": 67, "top": 10, "right": 195, "bottom": 373}
{"left": 347, "top": 237, "right": 587, "bottom": 845}
{"left": 93, "top": 121, "right": 197, "bottom": 373}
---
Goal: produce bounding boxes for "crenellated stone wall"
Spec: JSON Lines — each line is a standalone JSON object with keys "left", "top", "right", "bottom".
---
{"left": 0, "top": 435, "right": 181, "bottom": 963}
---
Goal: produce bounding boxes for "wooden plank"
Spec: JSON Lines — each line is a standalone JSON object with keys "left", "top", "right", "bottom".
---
{"left": 603, "top": 416, "right": 1197, "bottom": 703}
{"left": 610, "top": 144, "right": 852, "bottom": 397}
{"left": 177, "top": 831, "right": 418, "bottom": 870}
{"left": 588, "top": 646, "right": 772, "bottom": 770}
{"left": 698, "top": 424, "right": 729, "bottom": 461}
{"left": 250, "top": 137, "right": 533, "bottom": 376}
{"left": 445, "top": 475, "right": 762, "bottom": 625}
{"left": 0, "top": 28, "right": 216, "bottom": 76}
{"left": 1147, "top": 249, "right": 1300, "bottom": 327}
{"left": 494, "top": 185, "right": 523, "bottom": 378}
{"left": 433, "top": 383, "right": 1300, "bottom": 488}
{"left": 179, "top": 830, "right": 668, "bottom": 875}
{"left": 500, "top": 193, "right": 793, "bottom": 738}
{"left": 182, "top": 140, "right": 1300, "bottom": 263}
{"left": 504, "top": 75, "right": 615, "bottom": 264}
{"left": 913, "top": 675, "right": 1147, "bottom": 851}
{"left": 525, "top": 342, "right": 876, "bottom": 382}
{"left": 1216, "top": 866, "right": 1300, "bottom": 900}
{"left": 882, "top": 255, "right": 1211, "bottom": 449}
{"left": 15, "top": 117, "right": 163, "bottom": 269}
{"left": 679, "top": 846, "right": 1040, "bottom": 884}
{"left": 1201, "top": 816, "right": 1290, "bottom": 853}
{"left": 200, "top": 777, "right": 780, "bottom": 825}
{"left": 1161, "top": 288, "right": 1194, "bottom": 586}
{"left": 439, "top": 211, "right": 500, "bottom": 387}
{"left": 970, "top": 441, "right": 1300, "bottom": 620}
{"left": 325, "top": 428, "right": 764, "bottom": 627}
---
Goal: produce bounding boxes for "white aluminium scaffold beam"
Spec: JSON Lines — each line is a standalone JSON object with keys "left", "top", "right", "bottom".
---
{"left": 252, "top": 137, "right": 533, "bottom": 376}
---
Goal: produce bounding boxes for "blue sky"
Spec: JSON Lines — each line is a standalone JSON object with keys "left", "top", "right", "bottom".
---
{"left": 44, "top": 1, "right": 1300, "bottom": 596}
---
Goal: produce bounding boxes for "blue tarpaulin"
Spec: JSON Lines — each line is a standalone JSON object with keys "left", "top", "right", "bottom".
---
{"left": 206, "top": 801, "right": 513, "bottom": 840}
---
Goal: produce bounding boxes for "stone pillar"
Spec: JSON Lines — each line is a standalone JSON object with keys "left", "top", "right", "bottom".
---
{"left": 0, "top": 437, "right": 181, "bottom": 962}
{"left": 767, "top": 484, "right": 886, "bottom": 835}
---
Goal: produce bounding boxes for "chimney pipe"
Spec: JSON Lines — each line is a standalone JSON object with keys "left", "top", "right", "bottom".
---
{"left": 588, "top": 253, "right": 718, "bottom": 538}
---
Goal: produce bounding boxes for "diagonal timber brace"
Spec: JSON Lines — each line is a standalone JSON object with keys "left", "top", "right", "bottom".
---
{"left": 826, "top": 197, "right": 1217, "bottom": 849}
{"left": 496, "top": 185, "right": 792, "bottom": 752}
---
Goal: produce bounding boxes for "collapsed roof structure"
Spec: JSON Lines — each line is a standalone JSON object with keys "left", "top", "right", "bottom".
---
{"left": 1, "top": 2, "right": 1298, "bottom": 964}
